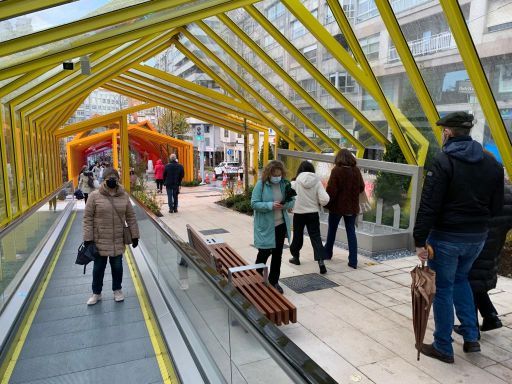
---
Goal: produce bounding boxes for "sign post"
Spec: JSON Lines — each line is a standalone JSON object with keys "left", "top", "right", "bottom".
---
{"left": 244, "top": 119, "right": 249, "bottom": 192}
{"left": 196, "top": 125, "right": 205, "bottom": 185}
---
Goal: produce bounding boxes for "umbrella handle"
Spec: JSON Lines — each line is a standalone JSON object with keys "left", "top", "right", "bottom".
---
{"left": 421, "top": 244, "right": 435, "bottom": 268}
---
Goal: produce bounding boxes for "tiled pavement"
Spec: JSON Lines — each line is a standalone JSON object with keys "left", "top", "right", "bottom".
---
{"left": 158, "top": 184, "right": 512, "bottom": 384}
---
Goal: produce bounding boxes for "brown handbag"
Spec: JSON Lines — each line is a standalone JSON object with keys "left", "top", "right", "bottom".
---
{"left": 107, "top": 196, "right": 133, "bottom": 245}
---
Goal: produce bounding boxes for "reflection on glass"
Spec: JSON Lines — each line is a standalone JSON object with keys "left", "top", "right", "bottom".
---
{"left": 0, "top": 201, "right": 68, "bottom": 312}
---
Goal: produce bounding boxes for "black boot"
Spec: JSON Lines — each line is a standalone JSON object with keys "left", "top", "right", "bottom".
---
{"left": 318, "top": 260, "right": 327, "bottom": 274}
{"left": 289, "top": 257, "right": 300, "bottom": 265}
{"left": 480, "top": 316, "right": 503, "bottom": 332}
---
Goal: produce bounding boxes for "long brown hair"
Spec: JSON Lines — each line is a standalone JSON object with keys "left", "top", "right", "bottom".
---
{"left": 261, "top": 160, "right": 287, "bottom": 183}
{"left": 334, "top": 148, "right": 356, "bottom": 167}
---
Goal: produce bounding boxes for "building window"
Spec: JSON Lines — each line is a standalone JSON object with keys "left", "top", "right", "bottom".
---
{"left": 356, "top": 0, "right": 378, "bottom": 23}
{"left": 362, "top": 90, "right": 378, "bottom": 110}
{"left": 439, "top": 69, "right": 471, "bottom": 104}
{"left": 205, "top": 137, "right": 210, "bottom": 147}
{"left": 224, "top": 129, "right": 229, "bottom": 138}
{"left": 302, "top": 44, "right": 317, "bottom": 64}
{"left": 359, "top": 33, "right": 380, "bottom": 60}
{"left": 263, "top": 35, "right": 275, "bottom": 47}
{"left": 299, "top": 78, "right": 317, "bottom": 96}
{"left": 266, "top": 2, "right": 285, "bottom": 21}
{"left": 291, "top": 20, "right": 306, "bottom": 39}
{"left": 203, "top": 125, "right": 210, "bottom": 134}
{"left": 498, "top": 64, "right": 512, "bottom": 93}
{"left": 329, "top": 72, "right": 356, "bottom": 93}
{"left": 237, "top": 133, "right": 242, "bottom": 138}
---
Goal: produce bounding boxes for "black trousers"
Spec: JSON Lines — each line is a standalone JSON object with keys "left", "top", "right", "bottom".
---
{"left": 256, "top": 223, "right": 286, "bottom": 286}
{"left": 156, "top": 179, "right": 164, "bottom": 191}
{"left": 92, "top": 255, "right": 123, "bottom": 294}
{"left": 166, "top": 186, "right": 179, "bottom": 211}
{"left": 83, "top": 193, "right": 89, "bottom": 204}
{"left": 474, "top": 291, "right": 499, "bottom": 319}
{"left": 290, "top": 212, "right": 325, "bottom": 261}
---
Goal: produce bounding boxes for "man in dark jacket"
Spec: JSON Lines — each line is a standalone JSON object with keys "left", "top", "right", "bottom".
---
{"left": 458, "top": 184, "right": 512, "bottom": 333}
{"left": 414, "top": 112, "right": 504, "bottom": 363}
{"left": 163, "top": 154, "right": 184, "bottom": 213}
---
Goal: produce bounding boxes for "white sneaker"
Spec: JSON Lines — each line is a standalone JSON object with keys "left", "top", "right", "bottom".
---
{"left": 87, "top": 294, "right": 102, "bottom": 305}
{"left": 114, "top": 290, "right": 124, "bottom": 302}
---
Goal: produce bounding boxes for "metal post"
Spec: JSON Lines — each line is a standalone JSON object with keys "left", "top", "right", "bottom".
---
{"left": 199, "top": 124, "right": 205, "bottom": 185}
{"left": 244, "top": 119, "right": 249, "bottom": 192}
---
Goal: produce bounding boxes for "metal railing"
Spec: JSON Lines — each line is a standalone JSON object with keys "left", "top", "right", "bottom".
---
{"left": 388, "top": 31, "right": 456, "bottom": 62}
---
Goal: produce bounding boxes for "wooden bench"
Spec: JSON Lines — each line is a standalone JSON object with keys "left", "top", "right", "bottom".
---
{"left": 186, "top": 225, "right": 297, "bottom": 326}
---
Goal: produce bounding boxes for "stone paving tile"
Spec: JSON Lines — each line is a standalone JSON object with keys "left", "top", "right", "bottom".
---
{"left": 361, "top": 263, "right": 396, "bottom": 273}
{"left": 380, "top": 286, "right": 412, "bottom": 303}
{"left": 376, "top": 269, "right": 405, "bottom": 277}
{"left": 341, "top": 269, "right": 379, "bottom": 282}
{"left": 366, "top": 292, "right": 403, "bottom": 308}
{"left": 485, "top": 364, "right": 512, "bottom": 383}
{"left": 359, "top": 356, "right": 441, "bottom": 384}
{"left": 384, "top": 272, "right": 412, "bottom": 287}
{"left": 359, "top": 277, "right": 403, "bottom": 291}
{"left": 333, "top": 285, "right": 384, "bottom": 310}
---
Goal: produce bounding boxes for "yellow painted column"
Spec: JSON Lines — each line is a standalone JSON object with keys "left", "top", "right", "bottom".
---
{"left": 263, "top": 130, "right": 269, "bottom": 166}
{"left": 119, "top": 116, "right": 130, "bottom": 191}
{"left": 252, "top": 132, "right": 259, "bottom": 184}
{"left": 112, "top": 131, "right": 119, "bottom": 170}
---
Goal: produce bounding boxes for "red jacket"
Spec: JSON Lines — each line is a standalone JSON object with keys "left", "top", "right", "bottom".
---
{"left": 325, "top": 165, "right": 365, "bottom": 215}
{"left": 154, "top": 160, "right": 165, "bottom": 179}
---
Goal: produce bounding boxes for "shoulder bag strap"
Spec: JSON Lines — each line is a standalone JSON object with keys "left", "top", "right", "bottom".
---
{"left": 107, "top": 195, "right": 128, "bottom": 228}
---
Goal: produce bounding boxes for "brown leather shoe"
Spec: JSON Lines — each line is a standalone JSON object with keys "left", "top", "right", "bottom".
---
{"left": 420, "top": 343, "right": 454, "bottom": 364}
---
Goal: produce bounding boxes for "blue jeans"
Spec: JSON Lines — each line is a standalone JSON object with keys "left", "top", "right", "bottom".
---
{"left": 324, "top": 213, "right": 358, "bottom": 266}
{"left": 427, "top": 234, "right": 486, "bottom": 356}
{"left": 166, "top": 186, "right": 179, "bottom": 211}
{"left": 92, "top": 255, "right": 123, "bottom": 294}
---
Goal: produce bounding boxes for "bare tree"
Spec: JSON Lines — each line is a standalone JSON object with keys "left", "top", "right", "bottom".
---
{"left": 157, "top": 109, "right": 189, "bottom": 138}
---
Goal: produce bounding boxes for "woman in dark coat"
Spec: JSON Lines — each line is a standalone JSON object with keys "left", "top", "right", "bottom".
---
{"left": 460, "top": 183, "right": 512, "bottom": 332}
{"left": 324, "top": 149, "right": 365, "bottom": 268}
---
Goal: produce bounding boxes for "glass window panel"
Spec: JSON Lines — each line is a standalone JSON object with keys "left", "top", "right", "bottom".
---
{"left": 2, "top": 105, "right": 18, "bottom": 215}
{"left": 0, "top": 0, "right": 151, "bottom": 42}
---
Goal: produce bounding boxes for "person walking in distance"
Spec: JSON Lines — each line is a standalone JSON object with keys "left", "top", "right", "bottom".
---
{"left": 83, "top": 168, "right": 140, "bottom": 305}
{"left": 251, "top": 160, "right": 295, "bottom": 294}
{"left": 454, "top": 182, "right": 512, "bottom": 337}
{"left": 154, "top": 159, "right": 165, "bottom": 193}
{"left": 324, "top": 149, "right": 365, "bottom": 269}
{"left": 289, "top": 161, "right": 330, "bottom": 274}
{"left": 414, "top": 112, "right": 504, "bottom": 363}
{"left": 78, "top": 165, "right": 96, "bottom": 204}
{"left": 163, "top": 154, "right": 184, "bottom": 213}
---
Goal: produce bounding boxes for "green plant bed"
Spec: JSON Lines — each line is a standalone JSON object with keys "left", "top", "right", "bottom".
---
{"left": 181, "top": 180, "right": 201, "bottom": 187}
{"left": 217, "top": 185, "right": 254, "bottom": 215}
{"left": 132, "top": 190, "right": 163, "bottom": 217}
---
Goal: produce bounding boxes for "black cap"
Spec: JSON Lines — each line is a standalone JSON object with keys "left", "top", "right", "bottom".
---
{"left": 436, "top": 112, "right": 474, "bottom": 128}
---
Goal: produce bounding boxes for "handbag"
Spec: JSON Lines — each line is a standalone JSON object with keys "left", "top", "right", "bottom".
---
{"left": 107, "top": 196, "right": 132, "bottom": 245}
{"left": 359, "top": 191, "right": 371, "bottom": 214}
{"left": 75, "top": 242, "right": 99, "bottom": 274}
{"left": 74, "top": 189, "right": 84, "bottom": 200}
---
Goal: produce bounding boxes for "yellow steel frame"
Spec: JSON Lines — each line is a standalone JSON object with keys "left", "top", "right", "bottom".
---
{"left": 193, "top": 22, "right": 343, "bottom": 153}
{"left": 0, "top": 106, "right": 13, "bottom": 219}
{"left": 0, "top": 0, "right": 75, "bottom": 22}
{"left": 281, "top": 0, "right": 417, "bottom": 165}
{"left": 175, "top": 41, "right": 303, "bottom": 150}
{"left": 119, "top": 116, "right": 130, "bottom": 190}
{"left": 176, "top": 38, "right": 316, "bottom": 151}
{"left": 439, "top": 0, "right": 512, "bottom": 177}
{"left": 373, "top": 0, "right": 441, "bottom": 144}
{"left": 0, "top": 0, "right": 261, "bottom": 81}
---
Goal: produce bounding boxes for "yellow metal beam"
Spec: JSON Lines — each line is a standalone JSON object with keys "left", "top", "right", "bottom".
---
{"left": 119, "top": 72, "right": 263, "bottom": 124}
{"left": 373, "top": 0, "right": 441, "bottom": 144}
{"left": 194, "top": 21, "right": 346, "bottom": 153}
{"left": 439, "top": 0, "right": 512, "bottom": 177}
{"left": 120, "top": 115, "right": 130, "bottom": 190}
{"left": 218, "top": 12, "right": 388, "bottom": 148}
{"left": 32, "top": 33, "right": 174, "bottom": 123}
{"left": 263, "top": 130, "right": 269, "bottom": 166}
{"left": 21, "top": 32, "right": 170, "bottom": 118}
{"left": 1, "top": 0, "right": 193, "bottom": 57}
{"left": 176, "top": 41, "right": 303, "bottom": 150}
{"left": 102, "top": 83, "right": 256, "bottom": 134}
{"left": 245, "top": 5, "right": 388, "bottom": 149}
{"left": 0, "top": 0, "right": 261, "bottom": 81}
{"left": 54, "top": 103, "right": 155, "bottom": 138}
{"left": 252, "top": 132, "right": 259, "bottom": 182}
{"left": 0, "top": 106, "right": 13, "bottom": 218}
{"left": 176, "top": 36, "right": 317, "bottom": 151}
{"left": 281, "top": 0, "right": 417, "bottom": 165}
{"left": 133, "top": 64, "right": 248, "bottom": 111}
{"left": 0, "top": 0, "right": 75, "bottom": 22}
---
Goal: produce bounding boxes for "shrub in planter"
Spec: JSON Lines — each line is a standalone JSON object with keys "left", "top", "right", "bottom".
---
{"left": 181, "top": 180, "right": 201, "bottom": 187}
{"left": 132, "top": 190, "right": 163, "bottom": 217}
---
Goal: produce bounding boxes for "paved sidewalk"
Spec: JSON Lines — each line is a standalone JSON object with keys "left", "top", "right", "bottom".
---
{"left": 158, "top": 184, "right": 512, "bottom": 384}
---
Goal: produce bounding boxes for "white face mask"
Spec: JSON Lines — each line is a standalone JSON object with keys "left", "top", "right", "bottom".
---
{"left": 270, "top": 176, "right": 281, "bottom": 184}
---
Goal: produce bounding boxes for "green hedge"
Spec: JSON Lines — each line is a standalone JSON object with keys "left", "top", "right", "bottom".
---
{"left": 132, "top": 190, "right": 163, "bottom": 217}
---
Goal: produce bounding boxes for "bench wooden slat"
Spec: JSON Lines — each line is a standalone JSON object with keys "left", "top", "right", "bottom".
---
{"left": 187, "top": 225, "right": 296, "bottom": 325}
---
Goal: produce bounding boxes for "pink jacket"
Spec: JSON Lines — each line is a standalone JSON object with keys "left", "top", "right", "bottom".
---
{"left": 154, "top": 160, "right": 165, "bottom": 179}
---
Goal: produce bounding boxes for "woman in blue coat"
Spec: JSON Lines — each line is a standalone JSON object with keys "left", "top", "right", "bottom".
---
{"left": 251, "top": 160, "right": 294, "bottom": 293}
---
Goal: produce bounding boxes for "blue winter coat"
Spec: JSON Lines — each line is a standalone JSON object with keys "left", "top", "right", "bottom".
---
{"left": 251, "top": 179, "right": 294, "bottom": 249}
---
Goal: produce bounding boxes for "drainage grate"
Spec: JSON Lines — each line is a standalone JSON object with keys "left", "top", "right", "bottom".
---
{"left": 199, "top": 228, "right": 229, "bottom": 235}
{"left": 280, "top": 273, "right": 339, "bottom": 294}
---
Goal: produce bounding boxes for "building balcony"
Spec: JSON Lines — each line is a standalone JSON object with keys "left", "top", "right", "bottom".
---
{"left": 388, "top": 31, "right": 456, "bottom": 63}
{"left": 357, "top": 0, "right": 431, "bottom": 23}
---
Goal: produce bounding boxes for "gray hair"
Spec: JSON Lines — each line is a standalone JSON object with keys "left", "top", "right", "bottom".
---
{"left": 169, "top": 154, "right": 177, "bottom": 162}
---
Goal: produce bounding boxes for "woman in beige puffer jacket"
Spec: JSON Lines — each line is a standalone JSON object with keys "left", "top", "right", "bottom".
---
{"left": 83, "top": 168, "right": 139, "bottom": 305}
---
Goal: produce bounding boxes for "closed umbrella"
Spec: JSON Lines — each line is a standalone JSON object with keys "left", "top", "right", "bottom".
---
{"left": 411, "top": 245, "right": 435, "bottom": 360}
